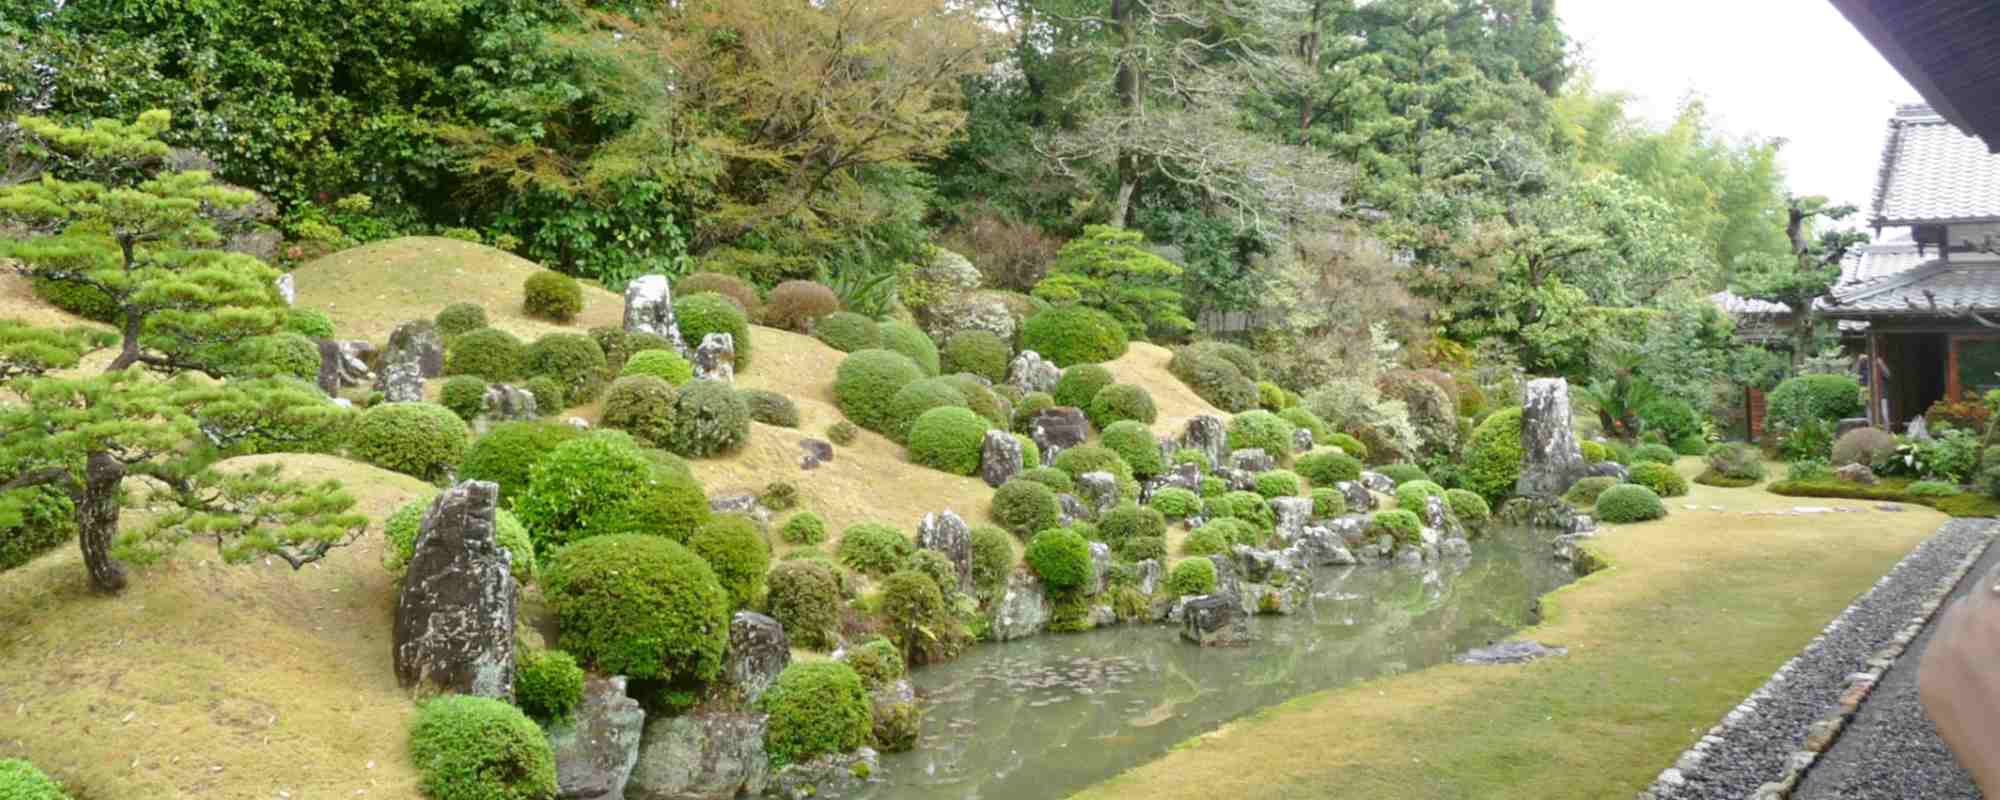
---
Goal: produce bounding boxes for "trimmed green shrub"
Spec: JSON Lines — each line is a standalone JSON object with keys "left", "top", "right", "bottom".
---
{"left": 1021, "top": 305, "right": 1129, "bottom": 367}
{"left": 908, "top": 406, "right": 990, "bottom": 476}
{"left": 768, "top": 560, "right": 843, "bottom": 650}
{"left": 827, "top": 421, "right": 858, "bottom": 446}
{"left": 1052, "top": 364, "right": 1115, "bottom": 409}
{"left": 941, "top": 329, "right": 1011, "bottom": 383}
{"left": 460, "top": 420, "right": 581, "bottom": 507}
{"left": 1121, "top": 535, "right": 1167, "bottom": 562}
{"left": 1166, "top": 557, "right": 1217, "bottom": 596}
{"left": 668, "top": 379, "right": 751, "bottom": 457}
{"left": 676, "top": 292, "right": 754, "bottom": 371}
{"left": 1673, "top": 433, "right": 1710, "bottom": 456}
{"left": 1013, "top": 391, "right": 1056, "bottom": 434}
{"left": 1706, "top": 443, "right": 1767, "bottom": 481}
{"left": 1311, "top": 487, "right": 1347, "bottom": 518}
{"left": 879, "top": 569, "right": 961, "bottom": 664}
{"left": 1258, "top": 381, "right": 1289, "bottom": 411}
{"left": 1296, "top": 449, "right": 1364, "bottom": 487}
{"left": 227, "top": 332, "right": 321, "bottom": 380}
{"left": 351, "top": 402, "right": 469, "bottom": 482}
{"left": 1025, "top": 528, "right": 1092, "bottom": 591}
{"left": 992, "top": 478, "right": 1062, "bottom": 538}
{"left": 1189, "top": 341, "right": 1261, "bottom": 380}
{"left": 1181, "top": 525, "right": 1230, "bottom": 556}
{"left": 843, "top": 638, "right": 906, "bottom": 691}
{"left": 0, "top": 758, "right": 69, "bottom": 799}
{"left": 1580, "top": 440, "right": 1608, "bottom": 463}
{"left": 813, "top": 311, "right": 881, "bottom": 353}
{"left": 284, "top": 307, "right": 337, "bottom": 339}
{"left": 1051, "top": 444, "right": 1140, "bottom": 500}
{"left": 969, "top": 525, "right": 1015, "bottom": 599}
{"left": 0, "top": 484, "right": 73, "bottom": 573}
{"left": 1227, "top": 411, "right": 1297, "bottom": 461}
{"left": 1638, "top": 397, "right": 1701, "bottom": 444}
{"left": 1325, "top": 431, "right": 1368, "bottom": 460}
{"left": 878, "top": 320, "right": 940, "bottom": 376}
{"left": 1603, "top": 440, "right": 1634, "bottom": 465}
{"left": 1369, "top": 509, "right": 1422, "bottom": 547}
{"left": 1254, "top": 470, "right": 1302, "bottom": 499}
{"left": 522, "top": 375, "right": 565, "bottom": 412}
{"left": 742, "top": 389, "right": 801, "bottom": 428}
{"left": 759, "top": 661, "right": 872, "bottom": 768}
{"left": 837, "top": 522, "right": 914, "bottom": 576}
{"left": 523, "top": 270, "right": 583, "bottom": 322}
{"left": 1563, "top": 476, "right": 1619, "bottom": 507}
{"left": 1149, "top": 487, "right": 1201, "bottom": 518}
{"left": 1172, "top": 447, "right": 1210, "bottom": 471}
{"left": 940, "top": 373, "right": 1008, "bottom": 427}
{"left": 516, "top": 434, "right": 695, "bottom": 550}
{"left": 1199, "top": 476, "right": 1227, "bottom": 497}
{"left": 1631, "top": 443, "right": 1678, "bottom": 466}
{"left": 1166, "top": 345, "right": 1258, "bottom": 412}
{"left": 1277, "top": 407, "right": 1332, "bottom": 446}
{"left": 689, "top": 515, "right": 770, "bottom": 608}
{"left": 408, "top": 695, "right": 557, "bottom": 800}
{"left": 781, "top": 512, "right": 827, "bottom": 545}
{"left": 1445, "top": 489, "right": 1490, "bottom": 526}
{"left": 446, "top": 327, "right": 528, "bottom": 382}
{"left": 1207, "top": 492, "right": 1275, "bottom": 532}
{"left": 1379, "top": 463, "right": 1429, "bottom": 485}
{"left": 598, "top": 375, "right": 678, "bottom": 447}
{"left": 543, "top": 534, "right": 729, "bottom": 681}
{"left": 439, "top": 376, "right": 488, "bottom": 422}
{"left": 1909, "top": 480, "right": 1963, "bottom": 497}
{"left": 1766, "top": 374, "right": 1864, "bottom": 434}
{"left": 1394, "top": 480, "right": 1446, "bottom": 511}
{"left": 1015, "top": 433, "right": 1042, "bottom": 470}
{"left": 621, "top": 349, "right": 694, "bottom": 385}
{"left": 1463, "top": 407, "right": 1524, "bottom": 501}
{"left": 1017, "top": 466, "right": 1075, "bottom": 493}
{"left": 516, "top": 649, "right": 585, "bottom": 722}
{"left": 885, "top": 378, "right": 969, "bottom": 444}
{"left": 1099, "top": 502, "right": 1166, "bottom": 547}
{"left": 677, "top": 272, "right": 762, "bottom": 318}
{"left": 384, "top": 498, "right": 537, "bottom": 584}
{"left": 1088, "top": 383, "right": 1157, "bottom": 428}
{"left": 524, "top": 333, "right": 609, "bottom": 403}
{"left": 435, "top": 303, "right": 487, "bottom": 337}
{"left": 834, "top": 349, "right": 926, "bottom": 434}
{"left": 1629, "top": 462, "right": 1689, "bottom": 498}
{"left": 1099, "top": 420, "right": 1166, "bottom": 479}
{"left": 1595, "top": 484, "right": 1667, "bottom": 523}
{"left": 763, "top": 280, "right": 840, "bottom": 332}
{"left": 1209, "top": 516, "right": 1267, "bottom": 548}
{"left": 904, "top": 549, "right": 959, "bottom": 598}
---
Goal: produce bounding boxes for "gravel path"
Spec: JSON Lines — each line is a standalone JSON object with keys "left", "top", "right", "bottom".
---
{"left": 1644, "top": 518, "right": 1997, "bottom": 800}
{"left": 1791, "top": 526, "right": 2000, "bottom": 800}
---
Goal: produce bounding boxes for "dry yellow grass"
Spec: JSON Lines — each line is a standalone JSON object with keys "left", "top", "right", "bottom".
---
{"left": 1079, "top": 459, "right": 1950, "bottom": 800}
{"left": 292, "top": 236, "right": 624, "bottom": 342}
{"left": 1102, "top": 341, "right": 1222, "bottom": 438}
{"left": 0, "top": 455, "right": 437, "bottom": 799}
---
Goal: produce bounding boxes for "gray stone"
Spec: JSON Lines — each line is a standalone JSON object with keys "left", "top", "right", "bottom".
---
{"left": 765, "top": 748, "right": 880, "bottom": 800}
{"left": 1231, "top": 448, "right": 1276, "bottom": 473}
{"left": 916, "top": 510, "right": 974, "bottom": 593}
{"left": 1515, "top": 378, "right": 1590, "bottom": 497}
{"left": 1335, "top": 480, "right": 1376, "bottom": 512}
{"left": 1057, "top": 493, "right": 1088, "bottom": 526}
{"left": 1206, "top": 553, "right": 1244, "bottom": 601}
{"left": 1359, "top": 471, "right": 1396, "bottom": 495}
{"left": 1029, "top": 407, "right": 1091, "bottom": 462}
{"left": 383, "top": 319, "right": 446, "bottom": 380}
{"left": 1217, "top": 467, "right": 1256, "bottom": 492}
{"left": 1293, "top": 526, "right": 1359, "bottom": 566}
{"left": 1180, "top": 415, "right": 1228, "bottom": 472}
{"left": 1293, "top": 428, "right": 1315, "bottom": 452}
{"left": 393, "top": 481, "right": 517, "bottom": 699}
{"left": 798, "top": 439, "right": 833, "bottom": 471}
{"left": 274, "top": 272, "right": 295, "bottom": 306}
{"left": 1836, "top": 417, "right": 1871, "bottom": 437}
{"left": 1142, "top": 463, "right": 1203, "bottom": 501}
{"left": 622, "top": 274, "right": 688, "bottom": 356}
{"left": 626, "top": 712, "right": 768, "bottom": 800}
{"left": 565, "top": 416, "right": 592, "bottom": 430}
{"left": 378, "top": 358, "right": 426, "bottom": 404}
{"left": 980, "top": 429, "right": 1024, "bottom": 488}
{"left": 723, "top": 612, "right": 789, "bottom": 705}
{"left": 1088, "top": 541, "right": 1113, "bottom": 596}
{"left": 1438, "top": 537, "right": 1473, "bottom": 558}
{"left": 990, "top": 569, "right": 1050, "bottom": 641}
{"left": 1077, "top": 472, "right": 1119, "bottom": 518}
{"left": 1270, "top": 496, "right": 1313, "bottom": 543}
{"left": 1586, "top": 461, "right": 1631, "bottom": 482}
{"left": 476, "top": 383, "right": 538, "bottom": 431}
{"left": 693, "top": 333, "right": 735, "bottom": 384}
{"left": 1181, "top": 594, "right": 1250, "bottom": 646}
{"left": 1456, "top": 640, "right": 1568, "bottom": 665}
{"left": 316, "top": 339, "right": 376, "bottom": 395}
{"left": 1009, "top": 350, "right": 1061, "bottom": 395}
{"left": 708, "top": 494, "right": 771, "bottom": 535}
{"left": 1906, "top": 415, "right": 1932, "bottom": 441}
{"left": 1836, "top": 463, "right": 1879, "bottom": 485}
{"left": 1496, "top": 496, "right": 1588, "bottom": 532}
{"left": 1134, "top": 559, "right": 1164, "bottom": 595}
{"left": 1423, "top": 495, "right": 1464, "bottom": 540}
{"left": 549, "top": 675, "right": 645, "bottom": 800}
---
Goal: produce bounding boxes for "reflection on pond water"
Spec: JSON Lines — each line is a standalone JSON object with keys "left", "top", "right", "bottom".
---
{"left": 864, "top": 527, "right": 1577, "bottom": 799}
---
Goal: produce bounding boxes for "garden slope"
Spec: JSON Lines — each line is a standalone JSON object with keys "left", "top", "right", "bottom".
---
{"left": 290, "top": 236, "right": 626, "bottom": 341}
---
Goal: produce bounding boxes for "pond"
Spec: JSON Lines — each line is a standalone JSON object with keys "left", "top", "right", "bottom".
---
{"left": 865, "top": 527, "right": 1578, "bottom": 799}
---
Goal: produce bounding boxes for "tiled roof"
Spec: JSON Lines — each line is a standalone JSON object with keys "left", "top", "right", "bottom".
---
{"left": 1711, "top": 240, "right": 1928, "bottom": 320}
{"left": 1872, "top": 105, "right": 2000, "bottom": 226}
{"left": 1710, "top": 290, "right": 1791, "bottom": 317}
{"left": 1825, "top": 252, "right": 2000, "bottom": 317}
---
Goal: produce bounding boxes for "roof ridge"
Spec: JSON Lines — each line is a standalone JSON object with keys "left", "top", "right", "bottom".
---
{"left": 1833, "top": 257, "right": 1951, "bottom": 304}
{"left": 1871, "top": 113, "right": 1905, "bottom": 224}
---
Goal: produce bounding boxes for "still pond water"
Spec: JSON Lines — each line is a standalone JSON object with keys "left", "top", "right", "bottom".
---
{"left": 864, "top": 528, "right": 1578, "bottom": 799}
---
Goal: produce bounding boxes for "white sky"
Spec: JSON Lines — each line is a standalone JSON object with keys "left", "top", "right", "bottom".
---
{"left": 1558, "top": 0, "right": 1919, "bottom": 219}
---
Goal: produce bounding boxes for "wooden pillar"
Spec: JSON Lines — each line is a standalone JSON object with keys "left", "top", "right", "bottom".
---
{"left": 1868, "top": 332, "right": 1883, "bottom": 427}
{"left": 1949, "top": 335, "right": 1964, "bottom": 402}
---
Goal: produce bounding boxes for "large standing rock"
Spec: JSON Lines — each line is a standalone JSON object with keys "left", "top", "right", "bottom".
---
{"left": 916, "top": 510, "right": 974, "bottom": 593}
{"left": 1009, "top": 350, "right": 1061, "bottom": 395}
{"left": 625, "top": 712, "right": 768, "bottom": 800}
{"left": 1293, "top": 428, "right": 1315, "bottom": 453}
{"left": 622, "top": 274, "right": 688, "bottom": 356}
{"left": 1335, "top": 480, "right": 1375, "bottom": 512}
{"left": 1030, "top": 407, "right": 1091, "bottom": 463}
{"left": 694, "top": 333, "right": 735, "bottom": 384}
{"left": 316, "top": 339, "right": 376, "bottom": 395}
{"left": 980, "top": 429, "right": 1024, "bottom": 488}
{"left": 1230, "top": 448, "right": 1275, "bottom": 474}
{"left": 1180, "top": 415, "right": 1227, "bottom": 472}
{"left": 393, "top": 481, "right": 517, "bottom": 699}
{"left": 1141, "top": 463, "right": 1202, "bottom": 501}
{"left": 1056, "top": 493, "right": 1088, "bottom": 526}
{"left": 385, "top": 319, "right": 446, "bottom": 378}
{"left": 1076, "top": 472, "right": 1119, "bottom": 519}
{"left": 1515, "top": 378, "right": 1590, "bottom": 498}
{"left": 1181, "top": 594, "right": 1249, "bottom": 647}
{"left": 548, "top": 676, "right": 645, "bottom": 800}
{"left": 274, "top": 273, "right": 296, "bottom": 306}
{"left": 723, "top": 612, "right": 789, "bottom": 705}
{"left": 990, "top": 569, "right": 1050, "bottom": 641}
{"left": 476, "top": 384, "right": 539, "bottom": 431}
{"left": 1270, "top": 496, "right": 1313, "bottom": 543}
{"left": 1358, "top": 471, "right": 1396, "bottom": 495}
{"left": 1585, "top": 461, "right": 1630, "bottom": 482}
{"left": 1088, "top": 541, "right": 1113, "bottom": 596}
{"left": 1292, "top": 526, "right": 1359, "bottom": 566}
{"left": 766, "top": 748, "right": 881, "bottom": 800}
{"left": 1423, "top": 495, "right": 1464, "bottom": 540}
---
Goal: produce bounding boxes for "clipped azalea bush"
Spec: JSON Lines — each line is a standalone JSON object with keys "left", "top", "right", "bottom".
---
{"left": 1166, "top": 344, "right": 1258, "bottom": 412}
{"left": 1394, "top": 479, "right": 1446, "bottom": 511}
{"left": 351, "top": 402, "right": 469, "bottom": 482}
{"left": 676, "top": 292, "right": 754, "bottom": 371}
{"left": 969, "top": 525, "right": 1016, "bottom": 599}
{"left": 1596, "top": 484, "right": 1667, "bottom": 523}
{"left": 677, "top": 272, "right": 762, "bottom": 318}
{"left": 1562, "top": 476, "right": 1620, "bottom": 507}
{"left": 780, "top": 512, "right": 827, "bottom": 545}
{"left": 515, "top": 433, "right": 677, "bottom": 551}
{"left": 1099, "top": 420, "right": 1166, "bottom": 479}
{"left": 446, "top": 327, "right": 527, "bottom": 382}
{"left": 879, "top": 320, "right": 941, "bottom": 376}
{"left": 1051, "top": 444, "right": 1139, "bottom": 500}
{"left": 458, "top": 419, "right": 582, "bottom": 507}
{"left": 598, "top": 375, "right": 678, "bottom": 447}
{"left": 542, "top": 534, "right": 730, "bottom": 681}
{"left": 1149, "top": 486, "right": 1201, "bottom": 518}
{"left": 689, "top": 515, "right": 770, "bottom": 608}
{"left": 1227, "top": 410, "right": 1297, "bottom": 461}
{"left": 768, "top": 561, "right": 842, "bottom": 651}
{"left": 1166, "top": 557, "right": 1217, "bottom": 596}
{"left": 836, "top": 522, "right": 914, "bottom": 576}
{"left": 435, "top": 302, "right": 488, "bottom": 337}
{"left": 1012, "top": 391, "right": 1055, "bottom": 433}
{"left": 1631, "top": 443, "right": 1678, "bottom": 466}
{"left": 1311, "top": 487, "right": 1347, "bottom": 518}
{"left": 834, "top": 349, "right": 926, "bottom": 434}
{"left": 1254, "top": 469, "right": 1302, "bottom": 499}
{"left": 1277, "top": 406, "right": 1332, "bottom": 446}
{"left": 525, "top": 332, "right": 609, "bottom": 403}
{"left": 992, "top": 477, "right": 1061, "bottom": 538}
{"left": 1628, "top": 462, "right": 1689, "bottom": 498}
{"left": 1463, "top": 407, "right": 1524, "bottom": 502}
{"left": 763, "top": 280, "right": 840, "bottom": 332}
{"left": 885, "top": 378, "right": 969, "bottom": 444}
{"left": 1088, "top": 383, "right": 1157, "bottom": 428}
{"left": 621, "top": 349, "right": 694, "bottom": 385}
{"left": 1446, "top": 489, "right": 1491, "bottom": 526}
{"left": 1021, "top": 305, "right": 1129, "bottom": 367}
{"left": 814, "top": 311, "right": 880, "bottom": 353}
{"left": 440, "top": 375, "right": 488, "bottom": 422}
{"left": 1369, "top": 509, "right": 1422, "bottom": 547}
{"left": 1098, "top": 501, "right": 1166, "bottom": 548}
{"left": 668, "top": 379, "right": 751, "bottom": 457}
{"left": 1296, "top": 449, "right": 1363, "bottom": 487}
{"left": 515, "top": 648, "right": 585, "bottom": 722}
{"left": 908, "top": 406, "right": 990, "bottom": 476}
{"left": 759, "top": 661, "right": 872, "bottom": 768}
{"left": 1052, "top": 363, "right": 1114, "bottom": 409}
{"left": 742, "top": 388, "right": 801, "bottom": 428}
{"left": 1024, "top": 528, "right": 1092, "bottom": 592}
{"left": 941, "top": 329, "right": 1011, "bottom": 383}
{"left": 523, "top": 270, "right": 583, "bottom": 322}
{"left": 407, "top": 695, "right": 557, "bottom": 800}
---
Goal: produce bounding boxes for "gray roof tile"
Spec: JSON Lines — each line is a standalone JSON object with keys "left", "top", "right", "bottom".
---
{"left": 1826, "top": 253, "right": 2000, "bottom": 316}
{"left": 1873, "top": 106, "right": 2000, "bottom": 225}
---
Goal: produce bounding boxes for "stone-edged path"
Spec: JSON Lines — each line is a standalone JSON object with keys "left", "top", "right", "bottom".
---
{"left": 1641, "top": 518, "right": 1998, "bottom": 800}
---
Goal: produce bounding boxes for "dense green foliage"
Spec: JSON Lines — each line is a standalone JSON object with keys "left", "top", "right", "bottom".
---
{"left": 1631, "top": 443, "right": 1678, "bottom": 466}
{"left": 1369, "top": 510, "right": 1423, "bottom": 547}
{"left": 458, "top": 420, "right": 581, "bottom": 508}
{"left": 668, "top": 379, "right": 751, "bottom": 457}
{"left": 541, "top": 534, "right": 729, "bottom": 682}
{"left": 885, "top": 378, "right": 970, "bottom": 444}
{"left": 879, "top": 321, "right": 941, "bottom": 377}
{"left": 1395, "top": 480, "right": 1446, "bottom": 511}
{"left": 406, "top": 695, "right": 557, "bottom": 800}
{"left": 1050, "top": 444, "right": 1140, "bottom": 500}
{"left": 836, "top": 522, "right": 914, "bottom": 576}
{"left": 689, "top": 515, "right": 770, "bottom": 608}
{"left": 1311, "top": 487, "right": 1348, "bottom": 518}
{"left": 1052, "top": 364, "right": 1115, "bottom": 409}
{"left": 767, "top": 560, "right": 842, "bottom": 651}
{"left": 1167, "top": 345, "right": 1258, "bottom": 413}
{"left": 813, "top": 312, "right": 881, "bottom": 353}
{"left": 515, "top": 649, "right": 585, "bottom": 722}
{"left": 1446, "top": 489, "right": 1492, "bottom": 526}
{"left": 351, "top": 402, "right": 469, "bottom": 482}
{"left": 0, "top": 759, "right": 70, "bottom": 800}
{"left": 515, "top": 433, "right": 701, "bottom": 550}
{"left": 1378, "top": 464, "right": 1430, "bottom": 485}
{"left": 1099, "top": 420, "right": 1166, "bottom": 480}
{"left": 1025, "top": 528, "right": 1092, "bottom": 592}
{"left": 1628, "top": 462, "right": 1689, "bottom": 498}
{"left": 941, "top": 329, "right": 1011, "bottom": 383}
{"left": 447, "top": 328, "right": 528, "bottom": 382}
{"left": 436, "top": 303, "right": 488, "bottom": 337}
{"left": 1099, "top": 502, "right": 1167, "bottom": 548}
{"left": 1595, "top": 484, "right": 1667, "bottom": 523}
{"left": 1227, "top": 411, "right": 1297, "bottom": 461}
{"left": 1562, "top": 476, "right": 1620, "bottom": 507}
{"left": 1463, "top": 408, "right": 1525, "bottom": 501}
{"left": 759, "top": 661, "right": 872, "bottom": 768}
{"left": 780, "top": 512, "right": 827, "bottom": 545}
{"left": 969, "top": 525, "right": 1016, "bottom": 599}
{"left": 676, "top": 293, "right": 754, "bottom": 371}
{"left": 1149, "top": 487, "right": 1201, "bottom": 519}
{"left": 1021, "top": 306, "right": 1128, "bottom": 367}
{"left": 440, "top": 376, "right": 489, "bottom": 422}
{"left": 1254, "top": 470, "right": 1303, "bottom": 499}
{"left": 908, "top": 407, "right": 990, "bottom": 475}
{"left": 598, "top": 375, "right": 678, "bottom": 447}
{"left": 992, "top": 478, "right": 1062, "bottom": 538}
{"left": 383, "top": 498, "right": 536, "bottom": 585}
{"left": 523, "top": 271, "right": 583, "bottom": 322}
{"left": 1296, "top": 449, "right": 1364, "bottom": 487}
{"left": 622, "top": 350, "right": 695, "bottom": 385}
{"left": 1089, "top": 383, "right": 1158, "bottom": 429}
{"left": 834, "top": 350, "right": 926, "bottom": 434}
{"left": 525, "top": 333, "right": 609, "bottom": 403}
{"left": 1166, "top": 558, "right": 1218, "bottom": 596}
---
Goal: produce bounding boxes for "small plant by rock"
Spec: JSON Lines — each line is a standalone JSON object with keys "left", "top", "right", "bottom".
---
{"left": 407, "top": 694, "right": 558, "bottom": 800}
{"left": 515, "top": 648, "right": 585, "bottom": 722}
{"left": 1166, "top": 557, "right": 1217, "bottom": 596}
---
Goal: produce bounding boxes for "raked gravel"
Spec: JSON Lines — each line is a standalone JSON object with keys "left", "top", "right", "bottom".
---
{"left": 1640, "top": 517, "right": 1997, "bottom": 800}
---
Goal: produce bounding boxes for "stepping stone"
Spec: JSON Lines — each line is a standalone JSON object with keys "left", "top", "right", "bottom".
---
{"left": 1456, "top": 640, "right": 1568, "bottom": 665}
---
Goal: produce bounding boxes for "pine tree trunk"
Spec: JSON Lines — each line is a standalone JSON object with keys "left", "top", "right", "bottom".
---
{"left": 76, "top": 451, "right": 127, "bottom": 593}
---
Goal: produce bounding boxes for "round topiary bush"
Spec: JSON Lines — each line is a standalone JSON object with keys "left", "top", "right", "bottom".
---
{"left": 880, "top": 569, "right": 960, "bottom": 664}
{"left": 1258, "top": 381, "right": 1289, "bottom": 411}
{"left": 834, "top": 349, "right": 926, "bottom": 434}
{"left": 384, "top": 497, "right": 537, "bottom": 584}
{"left": 229, "top": 332, "right": 321, "bottom": 380}
{"left": 768, "top": 560, "right": 842, "bottom": 650}
{"left": 1099, "top": 420, "right": 1165, "bottom": 480}
{"left": 516, "top": 648, "right": 585, "bottom": 722}
{"left": 1180, "top": 525, "right": 1230, "bottom": 556}
{"left": 1705, "top": 442, "right": 1767, "bottom": 481}
{"left": 1017, "top": 465, "right": 1075, "bottom": 493}
{"left": 1378, "top": 463, "right": 1429, "bottom": 485}
{"left": 0, "top": 758, "right": 70, "bottom": 800}
{"left": 780, "top": 512, "right": 827, "bottom": 545}
{"left": 885, "top": 378, "right": 969, "bottom": 444}
{"left": 621, "top": 349, "right": 694, "bottom": 385}
{"left": 435, "top": 302, "right": 488, "bottom": 337}
{"left": 525, "top": 333, "right": 609, "bottom": 403}
{"left": 1311, "top": 487, "right": 1347, "bottom": 518}
{"left": 521, "top": 375, "right": 565, "bottom": 412}
{"left": 523, "top": 270, "right": 584, "bottom": 322}
{"left": 408, "top": 694, "right": 558, "bottom": 800}
{"left": 1149, "top": 486, "right": 1201, "bottom": 518}
{"left": 1052, "top": 363, "right": 1114, "bottom": 409}
{"left": 459, "top": 420, "right": 582, "bottom": 507}
{"left": 908, "top": 406, "right": 990, "bottom": 476}
{"left": 836, "top": 522, "right": 914, "bottom": 576}
{"left": 740, "top": 389, "right": 800, "bottom": 429}
{"left": 1369, "top": 509, "right": 1423, "bottom": 547}
{"left": 515, "top": 433, "right": 682, "bottom": 550}
{"left": 542, "top": 534, "right": 729, "bottom": 681}
{"left": 1167, "top": 557, "right": 1218, "bottom": 596}
{"left": 1325, "top": 431, "right": 1368, "bottom": 460}
{"left": 351, "top": 402, "right": 469, "bottom": 482}
{"left": 941, "top": 373, "right": 1009, "bottom": 427}
{"left": 668, "top": 379, "right": 751, "bottom": 458}
{"left": 1098, "top": 502, "right": 1166, "bottom": 548}
{"left": 1051, "top": 444, "right": 1140, "bottom": 500}
{"left": 1463, "top": 407, "right": 1524, "bottom": 502}
{"left": 1766, "top": 374, "right": 1864, "bottom": 436}
{"left": 1208, "top": 490, "right": 1276, "bottom": 531}
{"left": 1227, "top": 411, "right": 1297, "bottom": 461}
{"left": 1445, "top": 488, "right": 1491, "bottom": 526}
{"left": 827, "top": 420, "right": 859, "bottom": 447}
{"left": 763, "top": 280, "right": 841, "bottom": 332}
{"left": 758, "top": 661, "right": 872, "bottom": 768}
{"left": 1631, "top": 443, "right": 1678, "bottom": 466}
{"left": 992, "top": 477, "right": 1061, "bottom": 538}
{"left": 677, "top": 272, "right": 762, "bottom": 319}
{"left": 969, "top": 525, "right": 1015, "bottom": 599}
{"left": 1021, "top": 305, "right": 1129, "bottom": 367}
{"left": 1024, "top": 528, "right": 1092, "bottom": 592}
{"left": 842, "top": 638, "right": 906, "bottom": 691}
{"left": 1596, "top": 484, "right": 1667, "bottom": 523}
{"left": 446, "top": 327, "right": 528, "bottom": 382}
{"left": 813, "top": 311, "right": 880, "bottom": 353}
{"left": 1167, "top": 345, "right": 1258, "bottom": 412}
{"left": 1628, "top": 462, "right": 1689, "bottom": 498}
{"left": 1295, "top": 449, "right": 1364, "bottom": 487}
{"left": 1562, "top": 476, "right": 1620, "bottom": 507}
{"left": 1253, "top": 469, "right": 1302, "bottom": 499}
{"left": 598, "top": 375, "right": 678, "bottom": 447}
{"left": 1088, "top": 383, "right": 1157, "bottom": 429}
{"left": 941, "top": 329, "right": 1011, "bottom": 384}
{"left": 1394, "top": 479, "right": 1446, "bottom": 511}
{"left": 689, "top": 515, "right": 770, "bottom": 609}
{"left": 878, "top": 320, "right": 940, "bottom": 376}
{"left": 676, "top": 292, "right": 754, "bottom": 372}
{"left": 903, "top": 548, "right": 959, "bottom": 595}
{"left": 1120, "top": 535, "right": 1167, "bottom": 562}
{"left": 1580, "top": 440, "right": 1609, "bottom": 463}
{"left": 440, "top": 375, "right": 488, "bottom": 422}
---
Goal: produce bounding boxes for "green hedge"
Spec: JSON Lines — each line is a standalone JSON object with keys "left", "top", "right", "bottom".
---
{"left": 351, "top": 402, "right": 469, "bottom": 482}
{"left": 542, "top": 534, "right": 729, "bottom": 681}
{"left": 1021, "top": 305, "right": 1129, "bottom": 367}
{"left": 446, "top": 327, "right": 529, "bottom": 382}
{"left": 885, "top": 378, "right": 969, "bottom": 444}
{"left": 1024, "top": 528, "right": 1092, "bottom": 591}
{"left": 908, "top": 406, "right": 989, "bottom": 476}
{"left": 1462, "top": 407, "right": 1524, "bottom": 502}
